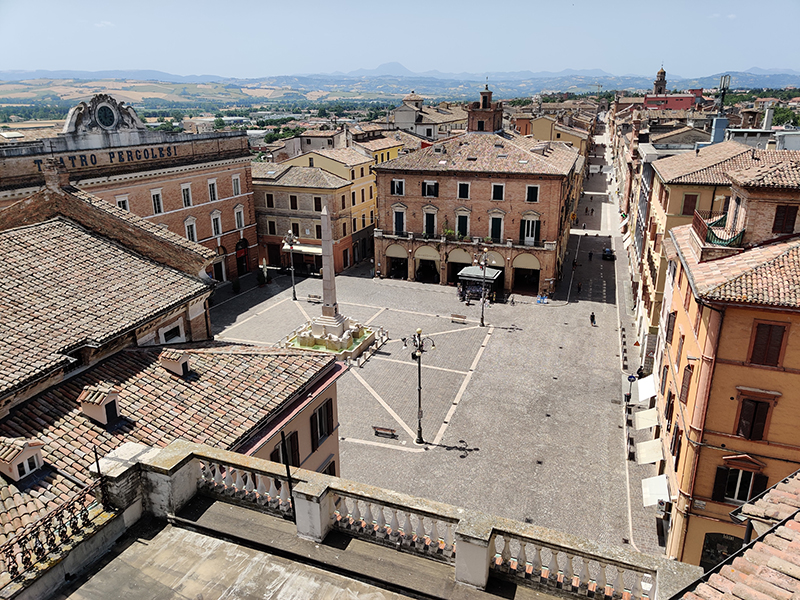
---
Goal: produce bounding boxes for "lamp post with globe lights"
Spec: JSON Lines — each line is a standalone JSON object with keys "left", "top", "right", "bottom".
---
{"left": 402, "top": 328, "right": 436, "bottom": 444}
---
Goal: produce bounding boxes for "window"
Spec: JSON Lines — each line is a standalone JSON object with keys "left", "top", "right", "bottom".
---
{"left": 694, "top": 304, "right": 703, "bottom": 335}
{"left": 352, "top": 218, "right": 357, "bottom": 232}
{"left": 17, "top": 463, "right": 25, "bottom": 478}
{"left": 151, "top": 190, "right": 163, "bottom": 215}
{"left": 306, "top": 139, "right": 312, "bottom": 145}
{"left": 361, "top": 188, "right": 365, "bottom": 203}
{"left": 393, "top": 210, "right": 405, "bottom": 235}
{"left": 369, "top": 186, "right": 373, "bottom": 199}
{"left": 676, "top": 335, "right": 685, "bottom": 371}
{"left": 116, "top": 195, "right": 129, "bottom": 211}
{"left": 526, "top": 186, "right": 539, "bottom": 203}
{"left": 342, "top": 222, "right": 347, "bottom": 236}
{"left": 208, "top": 180, "right": 217, "bottom": 202}
{"left": 660, "top": 365, "right": 669, "bottom": 395}
{"left": 772, "top": 205, "right": 798, "bottom": 234}
{"left": 391, "top": 179, "right": 405, "bottom": 196}
{"left": 422, "top": 181, "right": 439, "bottom": 197}
{"left": 490, "top": 216, "right": 503, "bottom": 242}
{"left": 684, "top": 283, "right": 692, "bottom": 311}
{"left": 232, "top": 175, "right": 240, "bottom": 197}
{"left": 27, "top": 456, "right": 36, "bottom": 471}
{"left": 426, "top": 128, "right": 433, "bottom": 137}
{"left": 492, "top": 184, "right": 504, "bottom": 201}
{"left": 458, "top": 183, "right": 470, "bottom": 199}
{"left": 341, "top": 195, "right": 346, "bottom": 210}
{"left": 362, "top": 214, "right": 366, "bottom": 228}
{"left": 270, "top": 431, "right": 300, "bottom": 467}
{"left": 360, "top": 167, "right": 364, "bottom": 178}
{"left": 370, "top": 210, "right": 374, "bottom": 224}
{"left": 181, "top": 185, "right": 192, "bottom": 207}
{"left": 211, "top": 212, "right": 221, "bottom": 237}
{"left": 749, "top": 322, "right": 786, "bottom": 366}
{"left": 235, "top": 207, "right": 244, "bottom": 230}
{"left": 268, "top": 220, "right": 276, "bottom": 235}
{"left": 290, "top": 195, "right": 298, "bottom": 210}
{"left": 380, "top": 153, "right": 384, "bottom": 162}
{"left": 678, "top": 265, "right": 684, "bottom": 290}
{"left": 310, "top": 398, "right": 334, "bottom": 452}
{"left": 712, "top": 467, "right": 768, "bottom": 503}
{"left": 678, "top": 364, "right": 693, "bottom": 404}
{"left": 350, "top": 170, "right": 355, "bottom": 180}
{"left": 477, "top": 120, "right": 485, "bottom": 131}
{"left": 291, "top": 222, "right": 299, "bottom": 237}
{"left": 315, "top": 224, "right": 322, "bottom": 239}
{"left": 670, "top": 427, "right": 682, "bottom": 470}
{"left": 737, "top": 398, "right": 770, "bottom": 440}
{"left": 352, "top": 191, "right": 356, "bottom": 206}
{"left": 308, "top": 157, "right": 314, "bottom": 167}
{"left": 666, "top": 312, "right": 677, "bottom": 345}
{"left": 266, "top": 193, "right": 274, "bottom": 208}
{"left": 665, "top": 390, "right": 675, "bottom": 430}
{"left": 681, "top": 194, "right": 698, "bottom": 216}
{"left": 323, "top": 461, "right": 336, "bottom": 476}
{"left": 314, "top": 197, "right": 322, "bottom": 212}
{"left": 457, "top": 214, "right": 469, "bottom": 237}
{"left": 185, "top": 221, "right": 196, "bottom": 242}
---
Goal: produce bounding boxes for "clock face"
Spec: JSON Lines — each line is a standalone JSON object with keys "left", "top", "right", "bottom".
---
{"left": 97, "top": 105, "right": 116, "bottom": 128}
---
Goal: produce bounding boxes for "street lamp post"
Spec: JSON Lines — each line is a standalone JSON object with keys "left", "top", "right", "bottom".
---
{"left": 474, "top": 248, "right": 489, "bottom": 327}
{"left": 284, "top": 230, "right": 298, "bottom": 301}
{"left": 402, "top": 328, "right": 435, "bottom": 444}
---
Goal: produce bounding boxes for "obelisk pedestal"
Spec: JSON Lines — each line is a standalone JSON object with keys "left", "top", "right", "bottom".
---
{"left": 311, "top": 206, "right": 347, "bottom": 338}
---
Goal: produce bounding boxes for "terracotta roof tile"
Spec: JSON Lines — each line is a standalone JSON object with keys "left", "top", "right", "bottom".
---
{"left": 376, "top": 132, "right": 579, "bottom": 176}
{"left": 268, "top": 166, "right": 350, "bottom": 189}
{"left": 312, "top": 148, "right": 373, "bottom": 167}
{"left": 728, "top": 160, "right": 800, "bottom": 189}
{"left": 0, "top": 218, "right": 210, "bottom": 398}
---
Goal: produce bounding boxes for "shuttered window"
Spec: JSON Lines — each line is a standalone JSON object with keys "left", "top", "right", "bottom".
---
{"left": 772, "top": 205, "right": 798, "bottom": 234}
{"left": 737, "top": 399, "right": 770, "bottom": 440}
{"left": 270, "top": 431, "right": 299, "bottom": 467}
{"left": 666, "top": 312, "right": 677, "bottom": 345}
{"left": 422, "top": 181, "right": 439, "bottom": 197}
{"left": 310, "top": 398, "right": 335, "bottom": 452}
{"left": 665, "top": 391, "right": 675, "bottom": 429}
{"left": 749, "top": 323, "right": 785, "bottom": 366}
{"left": 679, "top": 365, "right": 693, "bottom": 404}
{"left": 681, "top": 194, "right": 698, "bottom": 216}
{"left": 712, "top": 467, "right": 769, "bottom": 503}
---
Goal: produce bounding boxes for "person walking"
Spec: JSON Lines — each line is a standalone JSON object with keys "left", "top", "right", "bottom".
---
{"left": 577, "top": 281, "right": 582, "bottom": 293}
{"left": 585, "top": 207, "right": 589, "bottom": 215}
{"left": 588, "top": 251, "right": 593, "bottom": 261}
{"left": 590, "top": 312, "right": 596, "bottom": 326}
{"left": 591, "top": 208, "right": 595, "bottom": 216}
{"left": 572, "top": 258, "right": 578, "bottom": 270}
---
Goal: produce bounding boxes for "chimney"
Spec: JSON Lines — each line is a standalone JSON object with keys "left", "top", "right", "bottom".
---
{"left": 159, "top": 348, "right": 190, "bottom": 377}
{"left": 762, "top": 107, "right": 774, "bottom": 130}
{"left": 42, "top": 158, "right": 71, "bottom": 190}
{"left": 78, "top": 383, "right": 120, "bottom": 426}
{"left": 711, "top": 116, "right": 728, "bottom": 144}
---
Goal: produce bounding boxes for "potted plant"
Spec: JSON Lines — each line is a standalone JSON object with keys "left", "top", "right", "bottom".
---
{"left": 231, "top": 277, "right": 241, "bottom": 294}
{"left": 256, "top": 269, "right": 266, "bottom": 286}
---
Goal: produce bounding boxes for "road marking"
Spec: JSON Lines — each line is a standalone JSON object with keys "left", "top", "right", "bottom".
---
{"left": 341, "top": 436, "right": 424, "bottom": 453}
{"left": 218, "top": 297, "right": 290, "bottom": 335}
{"left": 350, "top": 369, "right": 417, "bottom": 440}
{"left": 432, "top": 326, "right": 493, "bottom": 445}
{"left": 371, "top": 356, "right": 469, "bottom": 375}
{"left": 364, "top": 307, "right": 386, "bottom": 325}
{"left": 295, "top": 300, "right": 311, "bottom": 321}
{"left": 216, "top": 335, "right": 274, "bottom": 345}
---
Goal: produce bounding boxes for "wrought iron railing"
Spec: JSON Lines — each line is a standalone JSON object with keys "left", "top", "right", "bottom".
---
{"left": 692, "top": 210, "right": 744, "bottom": 248}
{"left": 0, "top": 480, "right": 106, "bottom": 583}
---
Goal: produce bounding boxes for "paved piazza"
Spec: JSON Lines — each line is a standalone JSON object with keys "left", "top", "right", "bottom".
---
{"left": 210, "top": 127, "right": 662, "bottom": 556}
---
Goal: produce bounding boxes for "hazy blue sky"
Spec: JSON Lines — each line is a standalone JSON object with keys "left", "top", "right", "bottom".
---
{"left": 1, "top": 0, "right": 798, "bottom": 79}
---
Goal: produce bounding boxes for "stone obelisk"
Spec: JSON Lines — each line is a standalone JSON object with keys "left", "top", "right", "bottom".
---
{"left": 311, "top": 206, "right": 347, "bottom": 337}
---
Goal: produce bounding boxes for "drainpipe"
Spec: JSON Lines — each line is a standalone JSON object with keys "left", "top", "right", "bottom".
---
{"left": 678, "top": 303, "right": 723, "bottom": 561}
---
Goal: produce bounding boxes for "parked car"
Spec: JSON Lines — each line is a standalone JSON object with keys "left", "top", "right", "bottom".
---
{"left": 602, "top": 248, "right": 616, "bottom": 261}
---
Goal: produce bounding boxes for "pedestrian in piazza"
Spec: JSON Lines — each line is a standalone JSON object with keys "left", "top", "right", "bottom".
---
{"left": 591, "top": 208, "right": 595, "bottom": 216}
{"left": 588, "top": 251, "right": 593, "bottom": 261}
{"left": 590, "top": 312, "right": 596, "bottom": 326}
{"left": 577, "top": 281, "right": 582, "bottom": 293}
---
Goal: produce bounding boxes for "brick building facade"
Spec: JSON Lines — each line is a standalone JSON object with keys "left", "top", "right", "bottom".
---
{"left": 0, "top": 94, "right": 255, "bottom": 281}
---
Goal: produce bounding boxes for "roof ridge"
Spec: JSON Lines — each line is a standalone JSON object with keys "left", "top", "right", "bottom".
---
{"left": 705, "top": 240, "right": 800, "bottom": 301}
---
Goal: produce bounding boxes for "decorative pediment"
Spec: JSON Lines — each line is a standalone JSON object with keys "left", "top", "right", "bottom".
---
{"left": 455, "top": 206, "right": 471, "bottom": 216}
{"left": 62, "top": 94, "right": 145, "bottom": 135}
{"left": 723, "top": 454, "right": 766, "bottom": 470}
{"left": 487, "top": 208, "right": 506, "bottom": 216}
{"left": 391, "top": 202, "right": 408, "bottom": 211}
{"left": 522, "top": 210, "right": 541, "bottom": 218}
{"left": 422, "top": 204, "right": 438, "bottom": 214}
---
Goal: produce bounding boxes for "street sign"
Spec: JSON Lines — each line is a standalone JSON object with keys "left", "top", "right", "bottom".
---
{"left": 627, "top": 375, "right": 637, "bottom": 383}
{"left": 418, "top": 410, "right": 423, "bottom": 419}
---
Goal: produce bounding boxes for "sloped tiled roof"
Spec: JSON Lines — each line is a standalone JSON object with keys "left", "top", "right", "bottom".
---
{"left": 262, "top": 165, "right": 350, "bottom": 189}
{"left": 376, "top": 132, "right": 579, "bottom": 176}
{"left": 0, "top": 437, "right": 43, "bottom": 463}
{"left": 679, "top": 472, "right": 800, "bottom": 600}
{"left": 417, "top": 104, "right": 468, "bottom": 125}
{"left": 250, "top": 162, "right": 291, "bottom": 180}
{"left": 0, "top": 346, "right": 335, "bottom": 543}
{"left": 0, "top": 218, "right": 210, "bottom": 398}
{"left": 728, "top": 159, "right": 800, "bottom": 189}
{"left": 671, "top": 224, "right": 800, "bottom": 308}
{"left": 312, "top": 148, "right": 373, "bottom": 166}
{"left": 355, "top": 137, "right": 404, "bottom": 152}
{"left": 301, "top": 129, "right": 340, "bottom": 137}
{"left": 77, "top": 383, "right": 118, "bottom": 405}
{"left": 734, "top": 469, "right": 800, "bottom": 526}
{"left": 649, "top": 126, "right": 710, "bottom": 143}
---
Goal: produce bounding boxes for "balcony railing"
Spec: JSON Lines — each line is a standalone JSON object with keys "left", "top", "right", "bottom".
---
{"left": 376, "top": 229, "right": 548, "bottom": 250}
{"left": 692, "top": 210, "right": 744, "bottom": 248}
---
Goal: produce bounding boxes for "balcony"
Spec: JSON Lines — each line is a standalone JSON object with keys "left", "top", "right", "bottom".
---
{"left": 375, "top": 229, "right": 550, "bottom": 250}
{"left": 692, "top": 211, "right": 744, "bottom": 248}
{"left": 19, "top": 440, "right": 701, "bottom": 599}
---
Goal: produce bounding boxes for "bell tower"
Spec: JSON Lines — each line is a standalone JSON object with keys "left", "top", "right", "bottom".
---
{"left": 467, "top": 85, "right": 504, "bottom": 133}
{"left": 653, "top": 67, "right": 667, "bottom": 95}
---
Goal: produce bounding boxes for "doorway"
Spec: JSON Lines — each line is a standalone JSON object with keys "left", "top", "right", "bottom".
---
{"left": 235, "top": 240, "right": 250, "bottom": 276}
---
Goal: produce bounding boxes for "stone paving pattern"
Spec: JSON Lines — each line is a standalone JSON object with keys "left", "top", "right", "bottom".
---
{"left": 210, "top": 120, "right": 663, "bottom": 556}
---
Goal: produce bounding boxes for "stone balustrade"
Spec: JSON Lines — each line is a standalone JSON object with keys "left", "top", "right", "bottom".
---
{"left": 96, "top": 440, "right": 701, "bottom": 598}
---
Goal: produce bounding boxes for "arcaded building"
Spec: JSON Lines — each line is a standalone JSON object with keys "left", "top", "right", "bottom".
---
{"left": 0, "top": 94, "right": 255, "bottom": 281}
{"left": 373, "top": 88, "right": 584, "bottom": 295}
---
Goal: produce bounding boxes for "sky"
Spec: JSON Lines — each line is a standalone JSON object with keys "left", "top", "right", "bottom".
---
{"left": 1, "top": 0, "right": 799, "bottom": 79}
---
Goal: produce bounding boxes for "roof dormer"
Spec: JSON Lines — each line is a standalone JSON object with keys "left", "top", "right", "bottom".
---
{"left": 0, "top": 437, "right": 45, "bottom": 482}
{"left": 159, "top": 348, "right": 190, "bottom": 377}
{"left": 78, "top": 382, "right": 120, "bottom": 426}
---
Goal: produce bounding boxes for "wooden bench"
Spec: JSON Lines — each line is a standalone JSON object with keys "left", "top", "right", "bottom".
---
{"left": 307, "top": 294, "right": 322, "bottom": 303}
{"left": 450, "top": 314, "right": 467, "bottom": 324}
{"left": 372, "top": 426, "right": 398, "bottom": 439}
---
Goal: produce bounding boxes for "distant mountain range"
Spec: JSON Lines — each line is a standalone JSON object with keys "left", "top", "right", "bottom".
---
{"left": 2, "top": 64, "right": 800, "bottom": 105}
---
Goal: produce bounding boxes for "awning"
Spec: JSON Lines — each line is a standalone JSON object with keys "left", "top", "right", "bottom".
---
{"left": 636, "top": 439, "right": 664, "bottom": 465}
{"left": 282, "top": 242, "right": 322, "bottom": 256}
{"left": 641, "top": 474, "right": 670, "bottom": 507}
{"left": 457, "top": 265, "right": 502, "bottom": 282}
{"left": 637, "top": 375, "right": 656, "bottom": 403}
{"left": 634, "top": 407, "right": 659, "bottom": 430}
{"left": 619, "top": 216, "right": 630, "bottom": 229}
{"left": 622, "top": 233, "right": 632, "bottom": 249}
